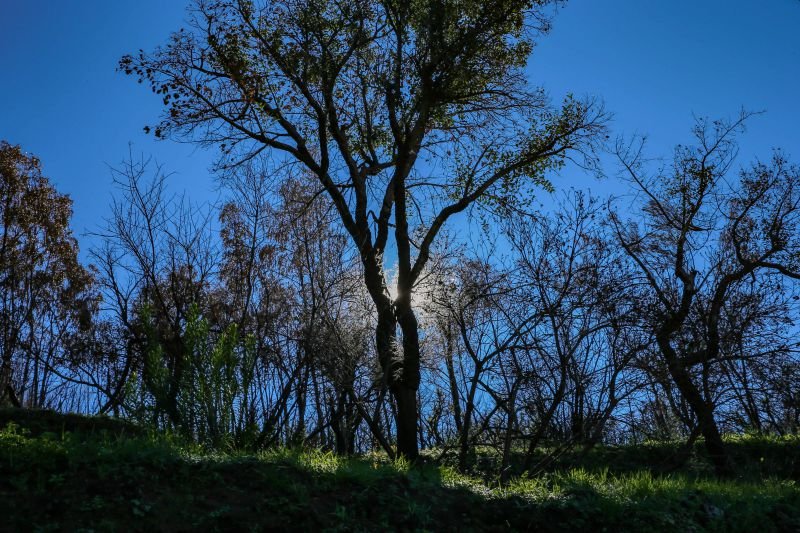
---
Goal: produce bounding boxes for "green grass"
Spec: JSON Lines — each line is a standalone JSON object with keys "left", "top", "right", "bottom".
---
{"left": 1, "top": 410, "right": 798, "bottom": 532}
{"left": 433, "top": 433, "right": 800, "bottom": 482}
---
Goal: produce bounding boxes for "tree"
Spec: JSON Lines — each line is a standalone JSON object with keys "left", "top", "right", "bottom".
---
{"left": 424, "top": 253, "right": 518, "bottom": 471}
{"left": 90, "top": 155, "right": 217, "bottom": 422}
{"left": 0, "top": 141, "right": 96, "bottom": 408}
{"left": 612, "top": 114, "right": 800, "bottom": 476}
{"left": 122, "top": 0, "right": 606, "bottom": 459}
{"left": 504, "top": 192, "right": 645, "bottom": 472}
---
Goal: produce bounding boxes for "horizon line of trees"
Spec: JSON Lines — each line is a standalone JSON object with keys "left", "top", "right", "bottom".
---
{"left": 2, "top": 114, "right": 799, "bottom": 476}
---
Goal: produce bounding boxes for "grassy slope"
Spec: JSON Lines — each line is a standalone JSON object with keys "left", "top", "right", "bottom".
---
{"left": 1, "top": 409, "right": 798, "bottom": 532}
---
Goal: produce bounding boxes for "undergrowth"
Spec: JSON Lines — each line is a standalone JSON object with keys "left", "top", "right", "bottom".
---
{"left": 1, "top": 410, "right": 798, "bottom": 532}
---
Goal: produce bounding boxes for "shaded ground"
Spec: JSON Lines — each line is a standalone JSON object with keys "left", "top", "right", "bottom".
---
{"left": 434, "top": 434, "right": 800, "bottom": 482}
{"left": 1, "top": 409, "right": 798, "bottom": 532}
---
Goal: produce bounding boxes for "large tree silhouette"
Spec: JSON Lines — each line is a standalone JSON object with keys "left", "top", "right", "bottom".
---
{"left": 613, "top": 115, "right": 800, "bottom": 476}
{"left": 122, "top": 0, "right": 606, "bottom": 458}
{"left": 0, "top": 142, "right": 96, "bottom": 408}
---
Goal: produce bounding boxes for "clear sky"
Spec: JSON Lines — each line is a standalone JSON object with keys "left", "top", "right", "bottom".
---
{"left": 1, "top": 0, "right": 799, "bottom": 259}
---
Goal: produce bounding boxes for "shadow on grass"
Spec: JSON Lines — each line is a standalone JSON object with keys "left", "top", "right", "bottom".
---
{"left": 0, "top": 411, "right": 798, "bottom": 532}
{"left": 0, "top": 407, "right": 143, "bottom": 438}
{"left": 437, "top": 434, "right": 800, "bottom": 484}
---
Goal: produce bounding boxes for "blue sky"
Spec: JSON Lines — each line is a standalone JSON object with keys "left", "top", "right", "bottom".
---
{"left": 1, "top": 0, "right": 799, "bottom": 258}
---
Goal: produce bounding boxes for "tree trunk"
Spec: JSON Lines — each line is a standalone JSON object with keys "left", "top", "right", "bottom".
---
{"left": 393, "top": 384, "right": 418, "bottom": 460}
{"left": 373, "top": 304, "right": 418, "bottom": 459}
{"left": 661, "top": 341, "right": 731, "bottom": 477}
{"left": 523, "top": 366, "right": 568, "bottom": 472}
{"left": 443, "top": 326, "right": 463, "bottom": 434}
{"left": 458, "top": 366, "right": 481, "bottom": 471}
{"left": 0, "top": 353, "right": 18, "bottom": 407}
{"left": 500, "top": 384, "right": 519, "bottom": 486}
{"left": 332, "top": 392, "right": 347, "bottom": 455}
{"left": 364, "top": 249, "right": 421, "bottom": 460}
{"left": 395, "top": 307, "right": 421, "bottom": 461}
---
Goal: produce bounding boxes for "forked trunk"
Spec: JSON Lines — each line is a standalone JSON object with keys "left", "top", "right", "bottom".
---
{"left": 369, "top": 267, "right": 421, "bottom": 461}
{"left": 374, "top": 305, "right": 417, "bottom": 459}
{"left": 661, "top": 344, "right": 731, "bottom": 477}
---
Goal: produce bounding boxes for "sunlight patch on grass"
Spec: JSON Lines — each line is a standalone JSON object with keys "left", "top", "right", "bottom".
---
{"left": 3, "top": 418, "right": 799, "bottom": 532}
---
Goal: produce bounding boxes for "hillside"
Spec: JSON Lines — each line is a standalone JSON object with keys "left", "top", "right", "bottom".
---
{"left": 1, "top": 409, "right": 798, "bottom": 532}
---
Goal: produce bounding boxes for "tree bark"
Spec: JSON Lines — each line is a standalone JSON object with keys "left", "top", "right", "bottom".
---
{"left": 393, "top": 384, "right": 418, "bottom": 460}
{"left": 394, "top": 306, "right": 421, "bottom": 461}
